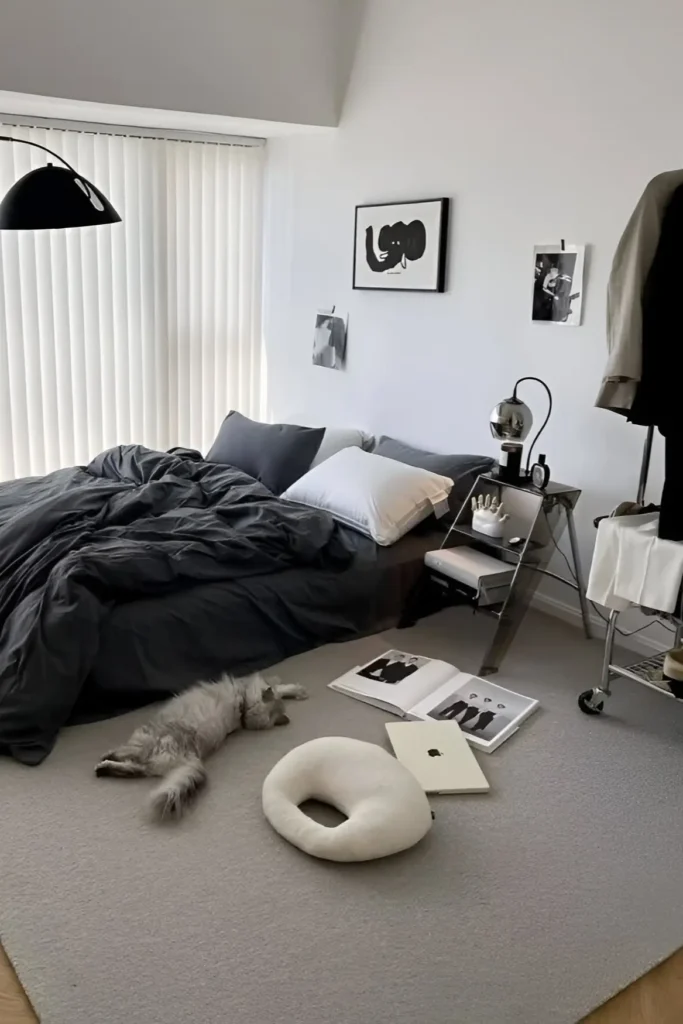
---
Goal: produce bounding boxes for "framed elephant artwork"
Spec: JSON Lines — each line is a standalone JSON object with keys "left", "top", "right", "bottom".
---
{"left": 352, "top": 198, "right": 450, "bottom": 292}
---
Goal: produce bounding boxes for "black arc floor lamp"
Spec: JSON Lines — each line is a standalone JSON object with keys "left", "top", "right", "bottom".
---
{"left": 0, "top": 135, "right": 120, "bottom": 230}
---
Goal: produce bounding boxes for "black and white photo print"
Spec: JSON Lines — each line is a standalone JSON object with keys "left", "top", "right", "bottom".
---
{"left": 353, "top": 199, "right": 449, "bottom": 291}
{"left": 427, "top": 678, "right": 528, "bottom": 743}
{"left": 532, "top": 244, "right": 585, "bottom": 326}
{"left": 312, "top": 310, "right": 347, "bottom": 369}
{"left": 357, "top": 651, "right": 428, "bottom": 685}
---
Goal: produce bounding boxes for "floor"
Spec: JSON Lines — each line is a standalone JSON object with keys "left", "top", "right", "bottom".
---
{"left": 0, "top": 945, "right": 37, "bottom": 1023}
{"left": 2, "top": 608, "right": 683, "bottom": 1023}
{"left": 584, "top": 949, "right": 683, "bottom": 1022}
{"left": 2, "top": 936, "right": 682, "bottom": 1023}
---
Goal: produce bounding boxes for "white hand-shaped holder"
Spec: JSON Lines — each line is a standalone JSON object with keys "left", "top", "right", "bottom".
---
{"left": 471, "top": 494, "right": 510, "bottom": 539}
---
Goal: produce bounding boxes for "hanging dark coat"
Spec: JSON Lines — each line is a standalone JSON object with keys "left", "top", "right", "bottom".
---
{"left": 630, "top": 182, "right": 683, "bottom": 540}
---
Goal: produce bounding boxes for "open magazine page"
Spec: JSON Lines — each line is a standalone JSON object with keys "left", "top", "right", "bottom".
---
{"left": 408, "top": 673, "right": 539, "bottom": 751}
{"left": 328, "top": 650, "right": 454, "bottom": 714}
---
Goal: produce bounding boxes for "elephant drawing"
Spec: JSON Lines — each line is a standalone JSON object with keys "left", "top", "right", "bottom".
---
{"left": 365, "top": 219, "right": 427, "bottom": 273}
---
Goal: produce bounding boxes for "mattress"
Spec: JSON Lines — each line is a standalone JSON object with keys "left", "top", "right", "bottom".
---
{"left": 76, "top": 523, "right": 443, "bottom": 719}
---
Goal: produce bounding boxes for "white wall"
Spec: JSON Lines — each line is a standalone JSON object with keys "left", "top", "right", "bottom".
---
{"left": 0, "top": 0, "right": 362, "bottom": 127}
{"left": 264, "top": 0, "right": 683, "bottom": 639}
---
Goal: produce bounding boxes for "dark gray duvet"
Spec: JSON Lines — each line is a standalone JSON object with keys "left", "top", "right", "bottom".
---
{"left": 87, "top": 521, "right": 433, "bottom": 714}
{"left": 0, "top": 445, "right": 356, "bottom": 766}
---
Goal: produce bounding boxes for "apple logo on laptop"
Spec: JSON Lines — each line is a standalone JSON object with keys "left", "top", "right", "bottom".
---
{"left": 427, "top": 748, "right": 442, "bottom": 757}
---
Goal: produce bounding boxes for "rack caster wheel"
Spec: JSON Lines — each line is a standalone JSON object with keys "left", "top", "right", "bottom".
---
{"left": 578, "top": 689, "right": 605, "bottom": 715}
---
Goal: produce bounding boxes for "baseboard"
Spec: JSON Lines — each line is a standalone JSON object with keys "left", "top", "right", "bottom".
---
{"left": 530, "top": 591, "right": 671, "bottom": 655}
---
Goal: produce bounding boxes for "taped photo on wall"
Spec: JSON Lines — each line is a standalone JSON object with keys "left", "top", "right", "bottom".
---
{"left": 312, "top": 309, "right": 347, "bottom": 370}
{"left": 532, "top": 244, "right": 585, "bottom": 326}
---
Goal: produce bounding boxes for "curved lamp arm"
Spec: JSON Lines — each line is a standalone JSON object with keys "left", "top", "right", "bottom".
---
{"left": 0, "top": 135, "right": 78, "bottom": 175}
{"left": 512, "top": 376, "right": 553, "bottom": 474}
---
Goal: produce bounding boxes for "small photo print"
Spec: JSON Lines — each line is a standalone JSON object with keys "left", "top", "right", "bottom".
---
{"left": 312, "top": 310, "right": 347, "bottom": 370}
{"left": 532, "top": 244, "right": 585, "bottom": 326}
{"left": 357, "top": 650, "right": 428, "bottom": 686}
{"left": 427, "top": 678, "right": 531, "bottom": 742}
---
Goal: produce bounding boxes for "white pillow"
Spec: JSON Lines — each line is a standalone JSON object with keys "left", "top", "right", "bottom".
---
{"left": 311, "top": 427, "right": 369, "bottom": 468}
{"left": 281, "top": 447, "right": 453, "bottom": 545}
{"left": 282, "top": 416, "right": 373, "bottom": 468}
{"left": 262, "top": 737, "right": 433, "bottom": 861}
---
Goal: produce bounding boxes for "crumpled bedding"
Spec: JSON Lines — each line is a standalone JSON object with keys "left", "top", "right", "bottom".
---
{"left": 0, "top": 445, "right": 350, "bottom": 765}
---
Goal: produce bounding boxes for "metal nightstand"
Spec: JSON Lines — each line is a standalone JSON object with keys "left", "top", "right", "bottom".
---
{"left": 401, "top": 473, "right": 591, "bottom": 676}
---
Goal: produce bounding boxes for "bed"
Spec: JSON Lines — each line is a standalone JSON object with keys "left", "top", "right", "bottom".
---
{"left": 0, "top": 443, "right": 443, "bottom": 765}
{"left": 83, "top": 521, "right": 442, "bottom": 710}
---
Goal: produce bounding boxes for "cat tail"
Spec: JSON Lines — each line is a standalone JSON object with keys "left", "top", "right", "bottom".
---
{"left": 148, "top": 757, "right": 208, "bottom": 821}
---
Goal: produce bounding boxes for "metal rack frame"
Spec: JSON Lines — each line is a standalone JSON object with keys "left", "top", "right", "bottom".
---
{"left": 578, "top": 425, "right": 683, "bottom": 715}
{"left": 401, "top": 473, "right": 591, "bottom": 677}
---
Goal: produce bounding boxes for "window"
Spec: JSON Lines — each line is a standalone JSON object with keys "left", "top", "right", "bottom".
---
{"left": 0, "top": 121, "right": 265, "bottom": 480}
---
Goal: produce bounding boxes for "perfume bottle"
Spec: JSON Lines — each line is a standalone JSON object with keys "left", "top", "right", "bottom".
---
{"left": 530, "top": 453, "right": 550, "bottom": 489}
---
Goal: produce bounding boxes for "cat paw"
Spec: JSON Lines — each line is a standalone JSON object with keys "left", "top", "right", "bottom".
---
{"left": 276, "top": 683, "right": 308, "bottom": 701}
{"left": 95, "top": 758, "right": 144, "bottom": 778}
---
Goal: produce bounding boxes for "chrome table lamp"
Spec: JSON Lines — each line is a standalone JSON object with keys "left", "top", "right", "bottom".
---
{"left": 490, "top": 376, "right": 552, "bottom": 483}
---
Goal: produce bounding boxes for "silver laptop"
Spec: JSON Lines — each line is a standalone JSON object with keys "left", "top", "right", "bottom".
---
{"left": 386, "top": 721, "right": 490, "bottom": 794}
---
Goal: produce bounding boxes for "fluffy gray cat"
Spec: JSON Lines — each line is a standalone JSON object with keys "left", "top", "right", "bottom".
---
{"left": 95, "top": 672, "right": 307, "bottom": 821}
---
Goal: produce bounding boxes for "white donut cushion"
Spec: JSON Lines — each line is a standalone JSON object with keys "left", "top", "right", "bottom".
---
{"left": 262, "top": 736, "right": 433, "bottom": 862}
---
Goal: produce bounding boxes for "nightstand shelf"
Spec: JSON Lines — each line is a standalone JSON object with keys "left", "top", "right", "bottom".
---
{"left": 446, "top": 522, "right": 546, "bottom": 562}
{"left": 400, "top": 472, "right": 592, "bottom": 676}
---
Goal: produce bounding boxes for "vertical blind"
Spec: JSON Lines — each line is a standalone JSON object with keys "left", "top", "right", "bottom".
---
{"left": 0, "top": 122, "right": 265, "bottom": 481}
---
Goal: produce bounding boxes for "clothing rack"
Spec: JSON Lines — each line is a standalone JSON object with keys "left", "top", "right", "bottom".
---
{"left": 578, "top": 424, "right": 683, "bottom": 715}
{"left": 636, "top": 424, "right": 655, "bottom": 505}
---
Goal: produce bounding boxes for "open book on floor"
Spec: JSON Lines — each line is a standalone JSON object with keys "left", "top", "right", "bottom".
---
{"left": 329, "top": 649, "right": 539, "bottom": 752}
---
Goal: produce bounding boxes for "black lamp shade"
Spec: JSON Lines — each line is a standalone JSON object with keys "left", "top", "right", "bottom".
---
{"left": 0, "top": 164, "right": 121, "bottom": 229}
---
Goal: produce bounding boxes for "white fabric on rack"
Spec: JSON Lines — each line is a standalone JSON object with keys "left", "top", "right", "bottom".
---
{"left": 587, "top": 513, "right": 683, "bottom": 614}
{"left": 0, "top": 123, "right": 265, "bottom": 481}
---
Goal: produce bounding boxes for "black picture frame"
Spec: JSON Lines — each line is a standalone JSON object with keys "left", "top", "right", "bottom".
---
{"left": 352, "top": 197, "right": 450, "bottom": 293}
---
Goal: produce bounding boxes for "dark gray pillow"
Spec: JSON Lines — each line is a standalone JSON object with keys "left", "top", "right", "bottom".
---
{"left": 373, "top": 436, "right": 494, "bottom": 512}
{"left": 206, "top": 412, "right": 325, "bottom": 494}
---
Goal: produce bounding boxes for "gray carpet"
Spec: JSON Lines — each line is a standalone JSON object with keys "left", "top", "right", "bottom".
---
{"left": 2, "top": 608, "right": 683, "bottom": 1024}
